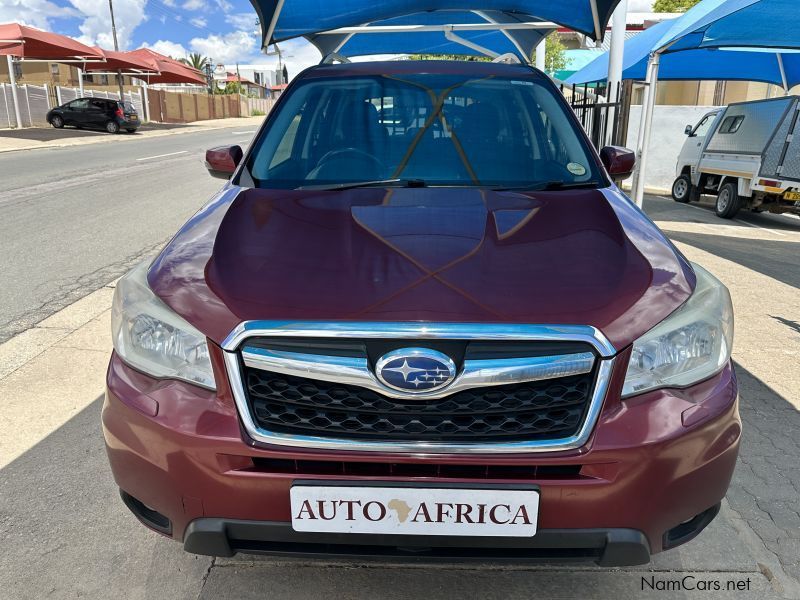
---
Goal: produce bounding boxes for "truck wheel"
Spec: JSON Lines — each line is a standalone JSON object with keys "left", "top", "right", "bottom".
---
{"left": 672, "top": 174, "right": 698, "bottom": 203}
{"left": 715, "top": 182, "right": 742, "bottom": 219}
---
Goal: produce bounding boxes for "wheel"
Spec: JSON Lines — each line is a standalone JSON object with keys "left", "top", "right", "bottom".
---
{"left": 51, "top": 115, "right": 64, "bottom": 129}
{"left": 715, "top": 182, "right": 742, "bottom": 219}
{"left": 671, "top": 174, "right": 698, "bottom": 203}
{"left": 106, "top": 120, "right": 120, "bottom": 134}
{"left": 125, "top": 129, "right": 136, "bottom": 133}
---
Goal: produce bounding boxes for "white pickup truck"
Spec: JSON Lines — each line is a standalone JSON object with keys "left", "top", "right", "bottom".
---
{"left": 671, "top": 96, "right": 800, "bottom": 218}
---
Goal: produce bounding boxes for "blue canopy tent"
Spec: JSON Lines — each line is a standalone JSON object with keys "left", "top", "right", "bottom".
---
{"left": 247, "top": 1, "right": 627, "bottom": 62}
{"left": 566, "top": 18, "right": 800, "bottom": 89}
{"left": 629, "top": 0, "right": 800, "bottom": 206}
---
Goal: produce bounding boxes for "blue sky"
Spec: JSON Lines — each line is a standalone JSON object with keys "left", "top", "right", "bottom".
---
{"left": 0, "top": 0, "right": 324, "bottom": 74}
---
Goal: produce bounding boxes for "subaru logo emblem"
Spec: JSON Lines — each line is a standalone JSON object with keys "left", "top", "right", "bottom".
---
{"left": 375, "top": 348, "right": 456, "bottom": 393}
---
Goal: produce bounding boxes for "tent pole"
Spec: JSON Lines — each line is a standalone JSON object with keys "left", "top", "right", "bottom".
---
{"left": 534, "top": 37, "right": 546, "bottom": 71}
{"left": 444, "top": 27, "right": 499, "bottom": 58}
{"left": 78, "top": 65, "right": 85, "bottom": 96}
{"left": 777, "top": 53, "right": 789, "bottom": 94}
{"left": 6, "top": 55, "right": 22, "bottom": 129}
{"left": 632, "top": 51, "right": 660, "bottom": 208}
{"left": 606, "top": 0, "right": 627, "bottom": 145}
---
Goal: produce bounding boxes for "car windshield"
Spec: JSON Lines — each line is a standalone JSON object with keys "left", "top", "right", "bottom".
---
{"left": 246, "top": 72, "right": 602, "bottom": 190}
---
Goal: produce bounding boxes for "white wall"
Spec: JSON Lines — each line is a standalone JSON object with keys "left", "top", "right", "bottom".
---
{"left": 625, "top": 104, "right": 721, "bottom": 192}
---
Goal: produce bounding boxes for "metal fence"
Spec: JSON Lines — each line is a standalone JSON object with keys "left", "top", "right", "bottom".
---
{"left": 0, "top": 83, "right": 51, "bottom": 128}
{"left": 55, "top": 87, "right": 144, "bottom": 118}
{"left": 559, "top": 81, "right": 632, "bottom": 149}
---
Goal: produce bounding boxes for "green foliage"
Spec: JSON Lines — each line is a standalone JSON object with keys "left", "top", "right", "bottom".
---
{"left": 251, "top": 109, "right": 266, "bottom": 116}
{"left": 653, "top": 0, "right": 701, "bottom": 12}
{"left": 533, "top": 35, "right": 568, "bottom": 76}
{"left": 180, "top": 52, "right": 211, "bottom": 71}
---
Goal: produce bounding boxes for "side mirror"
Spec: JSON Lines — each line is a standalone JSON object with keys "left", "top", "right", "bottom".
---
{"left": 685, "top": 124, "right": 694, "bottom": 136}
{"left": 205, "top": 145, "right": 243, "bottom": 179}
{"left": 600, "top": 146, "right": 636, "bottom": 180}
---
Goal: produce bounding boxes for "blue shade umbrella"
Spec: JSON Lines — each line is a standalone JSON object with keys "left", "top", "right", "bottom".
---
{"left": 567, "top": 18, "right": 800, "bottom": 89}
{"left": 248, "top": 1, "right": 627, "bottom": 61}
{"left": 628, "top": 0, "right": 800, "bottom": 207}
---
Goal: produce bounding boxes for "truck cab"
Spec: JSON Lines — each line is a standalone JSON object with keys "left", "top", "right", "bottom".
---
{"left": 671, "top": 96, "right": 800, "bottom": 219}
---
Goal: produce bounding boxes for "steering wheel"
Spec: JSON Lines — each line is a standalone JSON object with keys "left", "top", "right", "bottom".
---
{"left": 307, "top": 148, "right": 385, "bottom": 180}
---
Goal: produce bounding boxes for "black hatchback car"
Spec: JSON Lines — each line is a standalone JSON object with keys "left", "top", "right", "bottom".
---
{"left": 46, "top": 98, "right": 140, "bottom": 134}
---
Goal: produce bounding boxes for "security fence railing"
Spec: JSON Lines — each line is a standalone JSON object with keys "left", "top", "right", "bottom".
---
{"left": 0, "top": 83, "right": 51, "bottom": 128}
{"left": 558, "top": 80, "right": 632, "bottom": 150}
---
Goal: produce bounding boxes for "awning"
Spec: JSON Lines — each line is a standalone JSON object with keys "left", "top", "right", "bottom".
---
{"left": 566, "top": 18, "right": 800, "bottom": 89}
{"left": 126, "top": 48, "right": 208, "bottom": 85}
{"left": 249, "top": 1, "right": 625, "bottom": 61}
{"left": 651, "top": 0, "right": 787, "bottom": 54}
{"left": 81, "top": 47, "right": 160, "bottom": 74}
{"left": 0, "top": 22, "right": 103, "bottom": 60}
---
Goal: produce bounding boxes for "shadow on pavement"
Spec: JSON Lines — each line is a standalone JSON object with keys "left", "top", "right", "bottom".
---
{"left": 0, "top": 122, "right": 205, "bottom": 142}
{"left": 645, "top": 195, "right": 800, "bottom": 233}
{"left": 2, "top": 362, "right": 796, "bottom": 599}
{"left": 666, "top": 229, "right": 800, "bottom": 289}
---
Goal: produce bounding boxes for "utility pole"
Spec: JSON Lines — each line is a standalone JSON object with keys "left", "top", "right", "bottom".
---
{"left": 108, "top": 0, "right": 126, "bottom": 101}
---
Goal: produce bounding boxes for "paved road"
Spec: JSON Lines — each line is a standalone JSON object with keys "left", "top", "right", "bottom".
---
{"left": 1, "top": 164, "right": 799, "bottom": 599}
{"left": 0, "top": 126, "right": 256, "bottom": 343}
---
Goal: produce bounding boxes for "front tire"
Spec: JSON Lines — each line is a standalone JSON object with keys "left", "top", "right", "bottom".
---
{"left": 715, "top": 182, "right": 742, "bottom": 219}
{"left": 51, "top": 115, "right": 64, "bottom": 129}
{"left": 671, "top": 174, "right": 697, "bottom": 203}
{"left": 106, "top": 120, "right": 120, "bottom": 134}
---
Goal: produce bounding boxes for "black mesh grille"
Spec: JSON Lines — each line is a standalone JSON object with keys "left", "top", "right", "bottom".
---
{"left": 243, "top": 367, "right": 596, "bottom": 443}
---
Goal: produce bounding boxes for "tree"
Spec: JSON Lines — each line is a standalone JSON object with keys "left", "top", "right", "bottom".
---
{"left": 533, "top": 35, "right": 568, "bottom": 76}
{"left": 180, "top": 52, "right": 211, "bottom": 71}
{"left": 653, "top": 0, "right": 701, "bottom": 12}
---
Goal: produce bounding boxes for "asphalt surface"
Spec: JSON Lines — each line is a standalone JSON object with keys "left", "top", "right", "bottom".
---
{"left": 0, "top": 125, "right": 256, "bottom": 343}
{"left": 1, "top": 139, "right": 799, "bottom": 600}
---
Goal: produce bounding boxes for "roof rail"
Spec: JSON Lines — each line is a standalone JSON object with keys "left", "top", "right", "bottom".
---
{"left": 492, "top": 53, "right": 522, "bottom": 64}
{"left": 320, "top": 52, "right": 351, "bottom": 65}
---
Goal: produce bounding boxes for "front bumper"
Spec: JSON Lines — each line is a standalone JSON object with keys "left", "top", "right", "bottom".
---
{"left": 102, "top": 347, "right": 740, "bottom": 566}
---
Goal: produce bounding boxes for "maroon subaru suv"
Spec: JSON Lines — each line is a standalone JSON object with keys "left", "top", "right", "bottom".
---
{"left": 103, "top": 60, "right": 739, "bottom": 566}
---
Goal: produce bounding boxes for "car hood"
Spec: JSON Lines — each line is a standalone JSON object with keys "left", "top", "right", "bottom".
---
{"left": 148, "top": 186, "right": 694, "bottom": 351}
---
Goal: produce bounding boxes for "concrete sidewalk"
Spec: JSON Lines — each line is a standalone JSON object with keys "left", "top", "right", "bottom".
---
{"left": 1, "top": 198, "right": 799, "bottom": 598}
{"left": 0, "top": 116, "right": 263, "bottom": 153}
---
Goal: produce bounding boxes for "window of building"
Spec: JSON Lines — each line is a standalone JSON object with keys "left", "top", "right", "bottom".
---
{"left": 12, "top": 61, "right": 22, "bottom": 80}
{"left": 50, "top": 63, "right": 60, "bottom": 80}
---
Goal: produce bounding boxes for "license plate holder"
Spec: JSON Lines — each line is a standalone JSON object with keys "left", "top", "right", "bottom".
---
{"left": 290, "top": 481, "right": 539, "bottom": 537}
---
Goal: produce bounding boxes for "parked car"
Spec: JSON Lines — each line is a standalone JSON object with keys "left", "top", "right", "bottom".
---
{"left": 46, "top": 97, "right": 140, "bottom": 133}
{"left": 104, "top": 59, "right": 738, "bottom": 567}
{"left": 672, "top": 96, "right": 800, "bottom": 218}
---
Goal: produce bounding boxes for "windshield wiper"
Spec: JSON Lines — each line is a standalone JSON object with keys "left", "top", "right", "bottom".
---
{"left": 297, "top": 178, "right": 427, "bottom": 191}
{"left": 492, "top": 180, "right": 602, "bottom": 192}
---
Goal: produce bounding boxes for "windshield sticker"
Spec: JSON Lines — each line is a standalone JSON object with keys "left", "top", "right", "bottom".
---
{"left": 567, "top": 162, "right": 587, "bottom": 176}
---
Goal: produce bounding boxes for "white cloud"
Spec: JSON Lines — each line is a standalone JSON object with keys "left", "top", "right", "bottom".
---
{"left": 142, "top": 39, "right": 189, "bottom": 60}
{"left": 69, "top": 0, "right": 147, "bottom": 50}
{"left": 162, "top": 0, "right": 176, "bottom": 5}
{"left": 214, "top": 0, "right": 233, "bottom": 12}
{"left": 189, "top": 17, "right": 208, "bottom": 28}
{"left": 182, "top": 0, "right": 206, "bottom": 10}
{"left": 189, "top": 30, "right": 258, "bottom": 64}
{"left": 0, "top": 0, "right": 81, "bottom": 31}
{"left": 628, "top": 0, "right": 655, "bottom": 10}
{"left": 225, "top": 12, "right": 257, "bottom": 30}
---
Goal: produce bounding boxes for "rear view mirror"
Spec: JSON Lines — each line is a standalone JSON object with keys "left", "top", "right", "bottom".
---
{"left": 205, "top": 145, "right": 243, "bottom": 179}
{"left": 685, "top": 124, "right": 694, "bottom": 136}
{"left": 599, "top": 146, "right": 636, "bottom": 181}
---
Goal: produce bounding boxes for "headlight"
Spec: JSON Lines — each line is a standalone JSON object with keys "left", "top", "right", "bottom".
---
{"left": 622, "top": 263, "right": 733, "bottom": 397}
{"left": 111, "top": 261, "right": 216, "bottom": 390}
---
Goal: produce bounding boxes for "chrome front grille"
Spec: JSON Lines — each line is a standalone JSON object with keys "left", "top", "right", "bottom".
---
{"left": 222, "top": 322, "right": 616, "bottom": 454}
